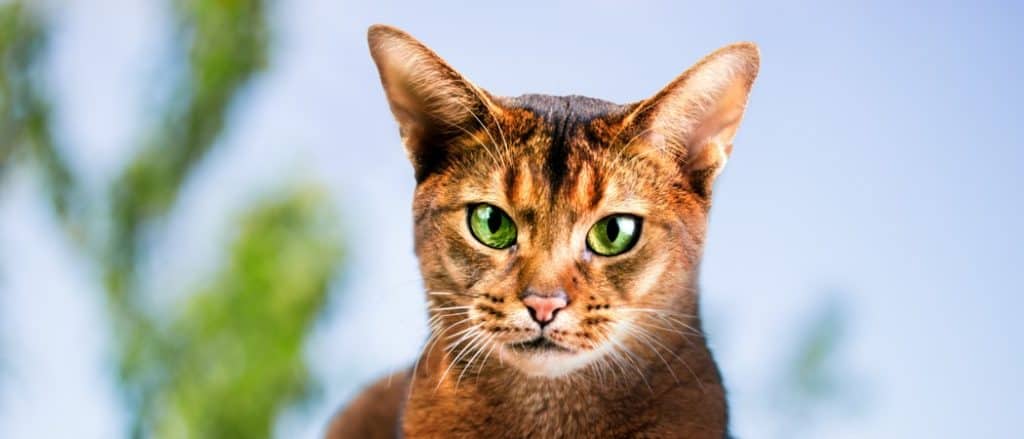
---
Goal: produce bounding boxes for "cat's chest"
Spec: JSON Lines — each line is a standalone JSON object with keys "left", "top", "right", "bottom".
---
{"left": 402, "top": 383, "right": 655, "bottom": 438}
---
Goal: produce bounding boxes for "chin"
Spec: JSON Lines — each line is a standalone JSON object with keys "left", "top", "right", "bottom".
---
{"left": 501, "top": 341, "right": 609, "bottom": 378}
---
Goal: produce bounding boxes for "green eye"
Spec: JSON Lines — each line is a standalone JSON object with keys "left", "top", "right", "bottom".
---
{"left": 587, "top": 214, "right": 641, "bottom": 256}
{"left": 468, "top": 204, "right": 517, "bottom": 249}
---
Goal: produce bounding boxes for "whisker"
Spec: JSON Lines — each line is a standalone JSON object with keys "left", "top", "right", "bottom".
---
{"left": 608, "top": 344, "right": 637, "bottom": 389}
{"left": 626, "top": 320, "right": 707, "bottom": 392}
{"left": 618, "top": 308, "right": 703, "bottom": 337}
{"left": 633, "top": 319, "right": 703, "bottom": 339}
{"left": 617, "top": 307, "right": 699, "bottom": 319}
{"left": 436, "top": 327, "right": 486, "bottom": 391}
{"left": 475, "top": 333, "right": 499, "bottom": 380}
{"left": 457, "top": 332, "right": 494, "bottom": 387}
{"left": 430, "top": 311, "right": 469, "bottom": 321}
{"left": 622, "top": 323, "right": 680, "bottom": 384}
{"left": 427, "top": 290, "right": 481, "bottom": 298}
{"left": 410, "top": 315, "right": 466, "bottom": 395}
{"left": 430, "top": 305, "right": 473, "bottom": 312}
{"left": 445, "top": 322, "right": 482, "bottom": 343}
{"left": 610, "top": 337, "right": 653, "bottom": 392}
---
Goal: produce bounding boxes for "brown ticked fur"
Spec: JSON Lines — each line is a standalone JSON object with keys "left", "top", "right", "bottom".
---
{"left": 328, "top": 25, "right": 759, "bottom": 439}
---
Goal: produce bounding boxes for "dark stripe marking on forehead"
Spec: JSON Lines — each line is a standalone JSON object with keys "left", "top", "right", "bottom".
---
{"left": 504, "top": 94, "right": 624, "bottom": 193}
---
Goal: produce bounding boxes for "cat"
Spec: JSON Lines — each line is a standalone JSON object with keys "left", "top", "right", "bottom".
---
{"left": 327, "top": 24, "right": 759, "bottom": 439}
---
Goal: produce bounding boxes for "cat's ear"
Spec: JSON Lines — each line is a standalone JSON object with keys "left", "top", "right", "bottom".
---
{"left": 367, "top": 25, "right": 499, "bottom": 178}
{"left": 624, "top": 42, "right": 759, "bottom": 196}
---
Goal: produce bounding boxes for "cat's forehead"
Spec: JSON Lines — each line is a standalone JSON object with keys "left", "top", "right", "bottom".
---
{"left": 446, "top": 94, "right": 671, "bottom": 220}
{"left": 502, "top": 94, "right": 625, "bottom": 122}
{"left": 497, "top": 94, "right": 632, "bottom": 192}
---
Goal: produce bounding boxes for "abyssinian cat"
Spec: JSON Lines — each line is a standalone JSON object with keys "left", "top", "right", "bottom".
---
{"left": 328, "top": 25, "right": 759, "bottom": 438}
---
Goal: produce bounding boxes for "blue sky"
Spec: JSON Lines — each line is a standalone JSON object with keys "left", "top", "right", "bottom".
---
{"left": 1, "top": 0, "right": 1021, "bottom": 437}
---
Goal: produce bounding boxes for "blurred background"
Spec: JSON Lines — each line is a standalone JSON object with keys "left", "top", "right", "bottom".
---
{"left": 0, "top": 0, "right": 1020, "bottom": 438}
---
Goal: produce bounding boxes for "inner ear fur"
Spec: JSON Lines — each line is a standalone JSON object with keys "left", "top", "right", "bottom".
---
{"left": 624, "top": 42, "right": 760, "bottom": 196}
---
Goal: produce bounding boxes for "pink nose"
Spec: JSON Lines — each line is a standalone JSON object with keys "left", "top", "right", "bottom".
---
{"left": 522, "top": 292, "right": 568, "bottom": 325}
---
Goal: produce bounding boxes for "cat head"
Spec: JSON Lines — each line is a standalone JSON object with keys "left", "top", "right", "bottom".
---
{"left": 368, "top": 25, "right": 758, "bottom": 378}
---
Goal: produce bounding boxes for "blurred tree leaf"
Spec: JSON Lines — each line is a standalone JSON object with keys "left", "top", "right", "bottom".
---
{"left": 769, "top": 294, "right": 866, "bottom": 438}
{"left": 99, "top": 2, "right": 276, "bottom": 436}
{"left": 108, "top": 0, "right": 269, "bottom": 299}
{"left": 151, "top": 188, "right": 343, "bottom": 438}
{"left": 789, "top": 299, "right": 845, "bottom": 401}
{"left": 0, "top": 2, "right": 77, "bottom": 227}
{"left": 1, "top": 1, "right": 347, "bottom": 438}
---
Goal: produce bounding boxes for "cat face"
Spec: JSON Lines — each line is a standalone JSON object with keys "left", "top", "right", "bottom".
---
{"left": 368, "top": 26, "right": 758, "bottom": 377}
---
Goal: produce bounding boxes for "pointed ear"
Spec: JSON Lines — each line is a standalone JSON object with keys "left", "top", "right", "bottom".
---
{"left": 625, "top": 42, "right": 759, "bottom": 196}
{"left": 367, "top": 25, "right": 499, "bottom": 179}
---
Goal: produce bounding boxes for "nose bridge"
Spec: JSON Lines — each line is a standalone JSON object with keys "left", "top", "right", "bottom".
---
{"left": 520, "top": 246, "right": 575, "bottom": 299}
{"left": 517, "top": 187, "right": 576, "bottom": 298}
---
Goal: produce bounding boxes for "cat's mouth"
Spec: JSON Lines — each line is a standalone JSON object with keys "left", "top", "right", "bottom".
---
{"left": 502, "top": 334, "right": 603, "bottom": 377}
{"left": 508, "top": 337, "right": 572, "bottom": 353}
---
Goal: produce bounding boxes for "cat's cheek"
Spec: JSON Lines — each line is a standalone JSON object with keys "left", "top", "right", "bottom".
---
{"left": 631, "top": 256, "right": 671, "bottom": 299}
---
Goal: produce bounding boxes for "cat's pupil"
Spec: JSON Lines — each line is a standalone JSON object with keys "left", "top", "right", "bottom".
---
{"left": 607, "top": 218, "right": 620, "bottom": 242}
{"left": 487, "top": 210, "right": 501, "bottom": 233}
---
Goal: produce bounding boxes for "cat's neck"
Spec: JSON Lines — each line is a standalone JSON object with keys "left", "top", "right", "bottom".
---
{"left": 402, "top": 315, "right": 728, "bottom": 438}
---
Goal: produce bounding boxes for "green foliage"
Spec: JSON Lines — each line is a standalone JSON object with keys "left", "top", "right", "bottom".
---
{"left": 0, "top": 3, "right": 76, "bottom": 225}
{"left": 109, "top": 0, "right": 269, "bottom": 295}
{"left": 153, "top": 189, "right": 342, "bottom": 438}
{"left": 788, "top": 301, "right": 846, "bottom": 401}
{"left": 97, "top": 2, "right": 283, "bottom": 435}
{"left": 1, "top": 1, "right": 345, "bottom": 438}
{"left": 769, "top": 295, "right": 863, "bottom": 438}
